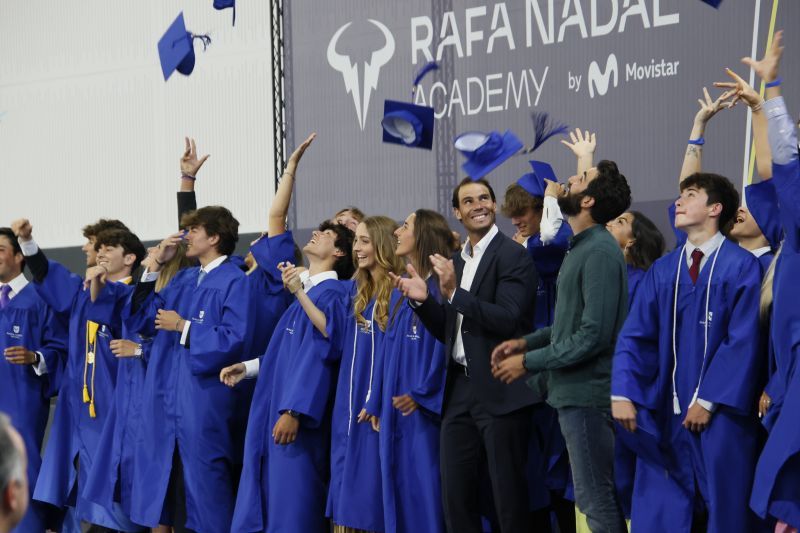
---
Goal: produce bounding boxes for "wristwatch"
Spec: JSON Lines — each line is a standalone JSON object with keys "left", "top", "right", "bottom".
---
{"left": 286, "top": 410, "right": 300, "bottom": 419}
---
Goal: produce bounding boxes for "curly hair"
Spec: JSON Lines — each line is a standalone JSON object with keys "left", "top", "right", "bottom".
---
{"left": 94, "top": 228, "right": 147, "bottom": 272}
{"left": 583, "top": 160, "right": 631, "bottom": 224}
{"left": 317, "top": 220, "right": 355, "bottom": 280}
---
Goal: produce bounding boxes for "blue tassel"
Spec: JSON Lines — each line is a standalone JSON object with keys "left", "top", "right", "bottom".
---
{"left": 412, "top": 61, "right": 439, "bottom": 96}
{"left": 523, "top": 112, "right": 569, "bottom": 154}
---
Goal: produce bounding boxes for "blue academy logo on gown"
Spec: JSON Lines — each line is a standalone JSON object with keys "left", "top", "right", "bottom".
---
{"left": 199, "top": 310, "right": 205, "bottom": 319}
{"left": 285, "top": 319, "right": 296, "bottom": 335}
{"left": 7, "top": 325, "right": 23, "bottom": 340}
{"left": 359, "top": 320, "right": 373, "bottom": 335}
{"left": 406, "top": 317, "right": 421, "bottom": 341}
{"left": 700, "top": 311, "right": 713, "bottom": 327}
{"left": 13, "top": 325, "right": 20, "bottom": 334}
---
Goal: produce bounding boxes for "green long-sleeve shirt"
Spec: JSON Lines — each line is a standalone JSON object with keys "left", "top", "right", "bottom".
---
{"left": 523, "top": 224, "right": 628, "bottom": 409}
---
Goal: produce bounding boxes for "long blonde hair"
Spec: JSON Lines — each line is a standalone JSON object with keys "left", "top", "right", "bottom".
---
{"left": 352, "top": 216, "right": 404, "bottom": 332}
{"left": 156, "top": 242, "right": 195, "bottom": 292}
{"left": 759, "top": 242, "right": 781, "bottom": 322}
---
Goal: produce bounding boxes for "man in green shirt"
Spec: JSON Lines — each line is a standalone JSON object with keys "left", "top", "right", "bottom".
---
{"left": 492, "top": 159, "right": 631, "bottom": 533}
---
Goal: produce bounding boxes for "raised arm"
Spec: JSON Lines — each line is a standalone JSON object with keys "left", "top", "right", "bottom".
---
{"left": 177, "top": 137, "right": 208, "bottom": 223}
{"left": 560, "top": 128, "right": 596, "bottom": 176}
{"left": 268, "top": 133, "right": 316, "bottom": 237}
{"left": 679, "top": 87, "right": 732, "bottom": 184}
{"left": 280, "top": 261, "right": 328, "bottom": 336}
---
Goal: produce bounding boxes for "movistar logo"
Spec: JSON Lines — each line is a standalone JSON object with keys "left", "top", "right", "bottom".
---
{"left": 587, "top": 54, "right": 618, "bottom": 99}
{"left": 327, "top": 19, "right": 395, "bottom": 130}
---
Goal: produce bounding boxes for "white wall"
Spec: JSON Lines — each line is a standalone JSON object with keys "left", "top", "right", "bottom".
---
{"left": 0, "top": 1, "right": 276, "bottom": 247}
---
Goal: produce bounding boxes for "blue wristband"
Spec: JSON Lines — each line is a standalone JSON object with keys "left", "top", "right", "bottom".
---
{"left": 687, "top": 137, "right": 705, "bottom": 146}
{"left": 765, "top": 77, "right": 782, "bottom": 88}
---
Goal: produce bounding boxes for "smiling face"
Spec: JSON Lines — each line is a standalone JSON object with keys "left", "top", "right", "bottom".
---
{"left": 183, "top": 225, "right": 220, "bottom": 259}
{"left": 394, "top": 213, "right": 416, "bottom": 258}
{"left": 95, "top": 244, "right": 135, "bottom": 277}
{"left": 674, "top": 186, "right": 719, "bottom": 230}
{"left": 353, "top": 222, "right": 378, "bottom": 272}
{"left": 303, "top": 227, "right": 343, "bottom": 262}
{"left": 510, "top": 207, "right": 542, "bottom": 239}
{"left": 0, "top": 235, "right": 23, "bottom": 283}
{"left": 729, "top": 206, "right": 762, "bottom": 241}
{"left": 82, "top": 237, "right": 98, "bottom": 267}
{"left": 558, "top": 167, "right": 599, "bottom": 217}
{"left": 454, "top": 182, "right": 496, "bottom": 237}
{"left": 606, "top": 212, "right": 635, "bottom": 251}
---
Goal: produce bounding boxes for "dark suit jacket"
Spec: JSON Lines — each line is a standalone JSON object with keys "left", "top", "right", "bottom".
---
{"left": 414, "top": 230, "right": 540, "bottom": 416}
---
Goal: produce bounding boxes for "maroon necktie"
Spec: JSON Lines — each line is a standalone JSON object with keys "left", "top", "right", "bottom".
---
{"left": 689, "top": 248, "right": 704, "bottom": 284}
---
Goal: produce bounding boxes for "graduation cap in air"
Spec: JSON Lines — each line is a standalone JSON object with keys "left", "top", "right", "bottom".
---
{"left": 745, "top": 181, "right": 783, "bottom": 250}
{"left": 454, "top": 130, "right": 523, "bottom": 180}
{"left": 381, "top": 62, "right": 438, "bottom": 149}
{"left": 518, "top": 160, "right": 558, "bottom": 198}
{"left": 213, "top": 0, "right": 236, "bottom": 26}
{"left": 157, "top": 12, "right": 212, "bottom": 81}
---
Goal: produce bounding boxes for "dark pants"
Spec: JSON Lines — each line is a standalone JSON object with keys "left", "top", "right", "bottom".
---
{"left": 439, "top": 368, "right": 532, "bottom": 533}
{"left": 557, "top": 407, "right": 627, "bottom": 533}
{"left": 162, "top": 447, "right": 196, "bottom": 533}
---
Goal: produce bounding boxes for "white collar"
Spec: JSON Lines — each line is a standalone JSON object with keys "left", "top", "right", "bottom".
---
{"left": 300, "top": 270, "right": 338, "bottom": 291}
{"left": 200, "top": 255, "right": 228, "bottom": 274}
{"left": 684, "top": 232, "right": 725, "bottom": 264}
{"left": 0, "top": 273, "right": 28, "bottom": 297}
{"left": 462, "top": 224, "right": 499, "bottom": 260}
{"left": 750, "top": 246, "right": 772, "bottom": 258}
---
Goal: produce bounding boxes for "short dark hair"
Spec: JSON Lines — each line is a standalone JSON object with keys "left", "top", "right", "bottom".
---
{"left": 680, "top": 173, "right": 740, "bottom": 235}
{"left": 0, "top": 228, "right": 24, "bottom": 270}
{"left": 318, "top": 220, "right": 355, "bottom": 280}
{"left": 584, "top": 160, "right": 631, "bottom": 225}
{"left": 628, "top": 211, "right": 665, "bottom": 271}
{"left": 451, "top": 177, "right": 496, "bottom": 209}
{"left": 82, "top": 219, "right": 129, "bottom": 239}
{"left": 181, "top": 206, "right": 240, "bottom": 256}
{"left": 500, "top": 183, "right": 543, "bottom": 218}
{"left": 94, "top": 229, "right": 147, "bottom": 272}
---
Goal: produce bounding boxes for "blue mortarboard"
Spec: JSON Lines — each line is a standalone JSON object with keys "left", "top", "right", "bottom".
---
{"left": 454, "top": 130, "right": 523, "bottom": 180}
{"left": 700, "top": 0, "right": 723, "bottom": 7}
{"left": 157, "top": 13, "right": 211, "bottom": 81}
{"left": 518, "top": 160, "right": 557, "bottom": 197}
{"left": 381, "top": 61, "right": 438, "bottom": 150}
{"left": 745, "top": 180, "right": 783, "bottom": 249}
{"left": 213, "top": 0, "right": 236, "bottom": 26}
{"left": 381, "top": 101, "right": 435, "bottom": 149}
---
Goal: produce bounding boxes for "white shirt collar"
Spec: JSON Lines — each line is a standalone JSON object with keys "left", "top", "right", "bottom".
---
{"left": 299, "top": 269, "right": 338, "bottom": 291}
{"left": 0, "top": 273, "right": 28, "bottom": 298}
{"left": 684, "top": 232, "right": 725, "bottom": 265}
{"left": 750, "top": 246, "right": 772, "bottom": 258}
{"left": 201, "top": 255, "right": 228, "bottom": 274}
{"left": 462, "top": 224, "right": 499, "bottom": 260}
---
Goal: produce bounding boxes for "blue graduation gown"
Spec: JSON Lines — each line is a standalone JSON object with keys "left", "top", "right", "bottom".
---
{"left": 232, "top": 277, "right": 348, "bottom": 533}
{"left": 614, "top": 264, "right": 646, "bottom": 519}
{"left": 125, "top": 261, "right": 252, "bottom": 533}
{"left": 524, "top": 225, "right": 573, "bottom": 510}
{"left": 612, "top": 241, "right": 764, "bottom": 532}
{"left": 82, "top": 281, "right": 150, "bottom": 523}
{"left": 365, "top": 279, "right": 447, "bottom": 533}
{"left": 751, "top": 157, "right": 800, "bottom": 524}
{"left": 327, "top": 286, "right": 385, "bottom": 531}
{"left": 31, "top": 261, "right": 139, "bottom": 531}
{"left": 0, "top": 283, "right": 66, "bottom": 533}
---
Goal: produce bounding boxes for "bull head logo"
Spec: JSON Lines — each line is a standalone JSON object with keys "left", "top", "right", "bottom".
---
{"left": 327, "top": 19, "right": 395, "bottom": 130}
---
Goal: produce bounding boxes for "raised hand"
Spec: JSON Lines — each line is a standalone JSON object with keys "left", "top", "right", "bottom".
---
{"left": 109, "top": 339, "right": 141, "bottom": 358}
{"left": 278, "top": 261, "right": 303, "bottom": 294}
{"left": 693, "top": 86, "right": 734, "bottom": 125}
{"left": 714, "top": 70, "right": 762, "bottom": 109}
{"left": 181, "top": 137, "right": 210, "bottom": 178}
{"left": 10, "top": 219, "right": 32, "bottom": 242}
{"left": 560, "top": 128, "right": 596, "bottom": 159}
{"left": 152, "top": 232, "right": 184, "bottom": 269}
{"left": 220, "top": 363, "right": 247, "bottom": 388}
{"left": 83, "top": 265, "right": 108, "bottom": 290}
{"left": 389, "top": 264, "right": 428, "bottom": 303}
{"left": 429, "top": 254, "right": 456, "bottom": 300}
{"left": 284, "top": 133, "right": 317, "bottom": 176}
{"left": 543, "top": 178, "right": 564, "bottom": 199}
{"left": 741, "top": 29, "right": 784, "bottom": 83}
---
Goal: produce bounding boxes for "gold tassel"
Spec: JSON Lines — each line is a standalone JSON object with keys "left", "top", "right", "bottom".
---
{"left": 89, "top": 400, "right": 96, "bottom": 418}
{"left": 82, "top": 385, "right": 90, "bottom": 403}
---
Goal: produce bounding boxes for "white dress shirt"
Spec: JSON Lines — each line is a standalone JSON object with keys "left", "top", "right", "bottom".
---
{"left": 2, "top": 270, "right": 48, "bottom": 375}
{"left": 451, "top": 225, "right": 499, "bottom": 366}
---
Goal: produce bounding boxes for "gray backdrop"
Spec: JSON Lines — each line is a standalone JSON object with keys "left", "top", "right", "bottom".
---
{"left": 284, "top": 0, "right": 800, "bottom": 248}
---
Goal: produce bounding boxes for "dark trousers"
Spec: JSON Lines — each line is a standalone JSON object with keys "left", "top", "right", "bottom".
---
{"left": 557, "top": 407, "right": 626, "bottom": 533}
{"left": 439, "top": 368, "right": 532, "bottom": 533}
{"left": 162, "top": 447, "right": 196, "bottom": 533}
